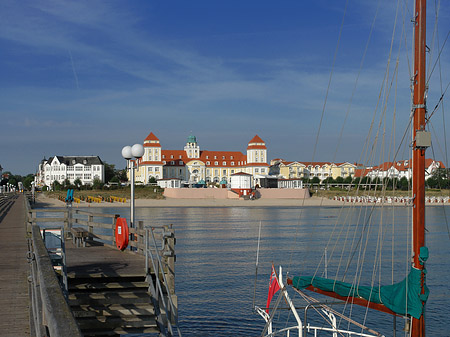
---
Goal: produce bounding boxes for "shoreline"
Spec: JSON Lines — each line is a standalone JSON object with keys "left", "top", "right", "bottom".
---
{"left": 34, "top": 194, "right": 449, "bottom": 209}
{"left": 34, "top": 194, "right": 345, "bottom": 208}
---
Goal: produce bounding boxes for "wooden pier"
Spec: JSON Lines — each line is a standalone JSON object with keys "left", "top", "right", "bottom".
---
{"left": 0, "top": 192, "right": 180, "bottom": 337}
{"left": 0, "top": 194, "right": 31, "bottom": 337}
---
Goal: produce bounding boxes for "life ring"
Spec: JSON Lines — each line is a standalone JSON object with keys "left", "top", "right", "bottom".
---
{"left": 115, "top": 217, "right": 129, "bottom": 251}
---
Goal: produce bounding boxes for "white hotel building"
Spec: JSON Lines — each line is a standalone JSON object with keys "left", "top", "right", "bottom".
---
{"left": 35, "top": 156, "right": 105, "bottom": 188}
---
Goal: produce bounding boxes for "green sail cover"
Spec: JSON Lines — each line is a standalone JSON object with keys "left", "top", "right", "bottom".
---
{"left": 291, "top": 267, "right": 429, "bottom": 319}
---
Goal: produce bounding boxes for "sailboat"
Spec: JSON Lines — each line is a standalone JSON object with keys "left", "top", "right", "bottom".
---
{"left": 255, "top": 1, "right": 438, "bottom": 336}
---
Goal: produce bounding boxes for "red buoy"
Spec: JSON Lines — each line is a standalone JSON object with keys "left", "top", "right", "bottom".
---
{"left": 115, "top": 217, "right": 129, "bottom": 250}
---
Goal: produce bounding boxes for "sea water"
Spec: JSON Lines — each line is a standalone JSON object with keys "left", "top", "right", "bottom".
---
{"left": 61, "top": 205, "right": 450, "bottom": 336}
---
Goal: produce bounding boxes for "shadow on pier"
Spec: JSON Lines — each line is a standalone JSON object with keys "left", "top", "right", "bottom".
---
{"left": 25, "top": 194, "right": 180, "bottom": 337}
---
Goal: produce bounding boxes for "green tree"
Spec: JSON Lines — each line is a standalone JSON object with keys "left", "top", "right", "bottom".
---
{"left": 52, "top": 180, "right": 62, "bottom": 191}
{"left": 62, "top": 178, "right": 71, "bottom": 190}
{"left": 399, "top": 177, "right": 409, "bottom": 191}
{"left": 148, "top": 176, "right": 157, "bottom": 184}
{"left": 92, "top": 178, "right": 104, "bottom": 190}
{"left": 104, "top": 163, "right": 116, "bottom": 182}
{"left": 335, "top": 176, "right": 344, "bottom": 184}
{"left": 117, "top": 168, "right": 128, "bottom": 182}
{"left": 343, "top": 176, "right": 353, "bottom": 184}
{"left": 23, "top": 174, "right": 34, "bottom": 190}
{"left": 73, "top": 178, "right": 82, "bottom": 190}
{"left": 311, "top": 177, "right": 320, "bottom": 185}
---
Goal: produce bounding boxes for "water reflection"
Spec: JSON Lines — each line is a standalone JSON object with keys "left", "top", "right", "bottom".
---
{"left": 78, "top": 205, "right": 449, "bottom": 336}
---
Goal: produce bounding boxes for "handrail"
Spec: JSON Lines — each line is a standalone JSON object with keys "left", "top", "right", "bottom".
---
{"left": 28, "top": 225, "right": 82, "bottom": 337}
{"left": 146, "top": 227, "right": 181, "bottom": 337}
{"left": 27, "top": 203, "right": 178, "bottom": 336}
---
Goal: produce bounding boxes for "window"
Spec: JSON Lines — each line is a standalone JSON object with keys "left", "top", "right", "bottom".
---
{"left": 222, "top": 161, "right": 226, "bottom": 166}
{"left": 222, "top": 156, "right": 225, "bottom": 159}
{"left": 75, "top": 166, "right": 82, "bottom": 171}
{"left": 163, "top": 161, "right": 166, "bottom": 164}
{"left": 231, "top": 169, "right": 234, "bottom": 174}
{"left": 215, "top": 161, "right": 218, "bottom": 165}
{"left": 231, "top": 162, "right": 235, "bottom": 166}
{"left": 149, "top": 167, "right": 153, "bottom": 172}
{"left": 67, "top": 166, "right": 74, "bottom": 171}
{"left": 206, "top": 155, "right": 209, "bottom": 159}
{"left": 206, "top": 161, "right": 210, "bottom": 165}
{"left": 255, "top": 168, "right": 259, "bottom": 173}
{"left": 231, "top": 156, "right": 233, "bottom": 159}
{"left": 171, "top": 161, "right": 175, "bottom": 165}
{"left": 84, "top": 166, "right": 91, "bottom": 171}
{"left": 162, "top": 155, "right": 165, "bottom": 159}
{"left": 155, "top": 167, "right": 160, "bottom": 172}
{"left": 179, "top": 161, "right": 183, "bottom": 165}
{"left": 223, "top": 169, "right": 226, "bottom": 175}
{"left": 214, "top": 156, "right": 217, "bottom": 159}
{"left": 171, "top": 155, "right": 174, "bottom": 159}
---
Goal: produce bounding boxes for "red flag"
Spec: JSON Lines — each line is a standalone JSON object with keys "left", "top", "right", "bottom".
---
{"left": 266, "top": 264, "right": 280, "bottom": 313}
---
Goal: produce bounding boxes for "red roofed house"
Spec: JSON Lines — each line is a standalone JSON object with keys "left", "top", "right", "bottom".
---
{"left": 134, "top": 132, "right": 269, "bottom": 186}
{"left": 359, "top": 159, "right": 445, "bottom": 181}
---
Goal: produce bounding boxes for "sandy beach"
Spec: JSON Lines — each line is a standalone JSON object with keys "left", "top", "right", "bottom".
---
{"left": 34, "top": 194, "right": 345, "bottom": 208}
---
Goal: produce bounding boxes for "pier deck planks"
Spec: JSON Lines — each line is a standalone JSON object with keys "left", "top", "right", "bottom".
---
{"left": 0, "top": 194, "right": 31, "bottom": 337}
{"left": 65, "top": 241, "right": 146, "bottom": 278}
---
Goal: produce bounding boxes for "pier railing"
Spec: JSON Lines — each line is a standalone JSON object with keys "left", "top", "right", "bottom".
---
{"left": 25, "top": 196, "right": 82, "bottom": 337}
{"left": 25, "top": 199, "right": 178, "bottom": 335}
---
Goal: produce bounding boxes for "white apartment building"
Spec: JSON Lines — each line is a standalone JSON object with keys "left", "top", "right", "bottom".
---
{"left": 36, "top": 156, "right": 105, "bottom": 188}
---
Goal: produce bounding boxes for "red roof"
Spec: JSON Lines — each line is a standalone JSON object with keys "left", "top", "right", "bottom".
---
{"left": 144, "top": 132, "right": 159, "bottom": 142}
{"left": 161, "top": 149, "right": 250, "bottom": 167}
{"left": 248, "top": 135, "right": 264, "bottom": 144}
{"left": 247, "top": 135, "right": 266, "bottom": 149}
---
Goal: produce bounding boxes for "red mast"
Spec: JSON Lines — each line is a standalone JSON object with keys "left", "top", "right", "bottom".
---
{"left": 412, "top": 0, "right": 427, "bottom": 336}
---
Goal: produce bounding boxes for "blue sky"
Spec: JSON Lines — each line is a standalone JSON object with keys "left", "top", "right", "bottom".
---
{"left": 1, "top": 0, "right": 449, "bottom": 175}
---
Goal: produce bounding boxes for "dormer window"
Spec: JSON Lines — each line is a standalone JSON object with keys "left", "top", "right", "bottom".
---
{"left": 171, "top": 155, "right": 174, "bottom": 159}
{"left": 223, "top": 161, "right": 226, "bottom": 166}
{"left": 214, "top": 156, "right": 217, "bottom": 159}
{"left": 206, "top": 155, "right": 209, "bottom": 159}
{"left": 222, "top": 156, "right": 225, "bottom": 159}
{"left": 215, "top": 161, "right": 218, "bottom": 165}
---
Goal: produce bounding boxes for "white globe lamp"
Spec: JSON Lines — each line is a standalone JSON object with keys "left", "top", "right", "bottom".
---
{"left": 121, "top": 146, "right": 132, "bottom": 160}
{"left": 131, "top": 144, "right": 144, "bottom": 159}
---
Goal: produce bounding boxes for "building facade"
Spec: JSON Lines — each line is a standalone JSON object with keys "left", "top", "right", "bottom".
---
{"left": 269, "top": 159, "right": 356, "bottom": 181}
{"left": 36, "top": 156, "right": 105, "bottom": 188}
{"left": 359, "top": 159, "right": 445, "bottom": 181}
{"left": 134, "top": 133, "right": 269, "bottom": 186}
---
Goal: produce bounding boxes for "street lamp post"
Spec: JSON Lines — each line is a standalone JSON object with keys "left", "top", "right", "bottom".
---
{"left": 121, "top": 144, "right": 144, "bottom": 230}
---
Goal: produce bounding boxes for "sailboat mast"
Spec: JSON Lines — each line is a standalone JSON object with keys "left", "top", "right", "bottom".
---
{"left": 412, "top": 0, "right": 427, "bottom": 336}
